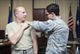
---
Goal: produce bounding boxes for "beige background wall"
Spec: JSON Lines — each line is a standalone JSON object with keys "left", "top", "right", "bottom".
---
{"left": 34, "top": 0, "right": 54, "bottom": 8}
{"left": 0, "top": 0, "right": 32, "bottom": 30}
{"left": 34, "top": 0, "right": 78, "bottom": 23}
{"left": 13, "top": 0, "right": 32, "bottom": 21}
{"left": 0, "top": 0, "right": 79, "bottom": 37}
{"left": 0, "top": 0, "right": 10, "bottom": 30}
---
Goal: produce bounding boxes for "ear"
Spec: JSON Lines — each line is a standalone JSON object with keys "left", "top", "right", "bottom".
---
{"left": 15, "top": 12, "right": 18, "bottom": 17}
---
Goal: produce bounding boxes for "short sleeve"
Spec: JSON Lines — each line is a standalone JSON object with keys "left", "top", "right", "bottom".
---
{"left": 5, "top": 24, "right": 14, "bottom": 39}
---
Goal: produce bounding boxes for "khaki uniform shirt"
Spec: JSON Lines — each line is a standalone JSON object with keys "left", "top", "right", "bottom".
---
{"left": 6, "top": 21, "right": 32, "bottom": 50}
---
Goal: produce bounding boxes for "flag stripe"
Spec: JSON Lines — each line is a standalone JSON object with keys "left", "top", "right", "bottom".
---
{"left": 68, "top": 23, "right": 74, "bottom": 27}
{"left": 68, "top": 20, "right": 74, "bottom": 24}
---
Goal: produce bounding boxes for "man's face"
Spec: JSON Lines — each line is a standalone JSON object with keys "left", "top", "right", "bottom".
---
{"left": 15, "top": 7, "right": 27, "bottom": 22}
{"left": 45, "top": 10, "right": 54, "bottom": 19}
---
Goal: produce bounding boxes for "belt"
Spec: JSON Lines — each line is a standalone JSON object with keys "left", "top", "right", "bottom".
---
{"left": 16, "top": 48, "right": 32, "bottom": 54}
{"left": 23, "top": 50, "right": 27, "bottom": 54}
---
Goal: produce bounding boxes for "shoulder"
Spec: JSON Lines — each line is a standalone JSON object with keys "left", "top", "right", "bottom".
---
{"left": 6, "top": 22, "right": 15, "bottom": 28}
{"left": 25, "top": 21, "right": 31, "bottom": 24}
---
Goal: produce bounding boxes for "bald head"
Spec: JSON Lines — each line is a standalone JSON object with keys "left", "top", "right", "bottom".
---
{"left": 13, "top": 6, "right": 27, "bottom": 22}
{"left": 14, "top": 6, "right": 26, "bottom": 15}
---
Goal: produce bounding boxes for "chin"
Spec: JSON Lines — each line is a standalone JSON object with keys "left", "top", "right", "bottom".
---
{"left": 48, "top": 18, "right": 53, "bottom": 20}
{"left": 22, "top": 18, "right": 26, "bottom": 21}
{"left": 21, "top": 19, "right": 25, "bottom": 22}
{"left": 48, "top": 18, "right": 52, "bottom": 19}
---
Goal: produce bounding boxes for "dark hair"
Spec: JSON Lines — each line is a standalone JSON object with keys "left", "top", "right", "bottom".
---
{"left": 46, "top": 3, "right": 59, "bottom": 16}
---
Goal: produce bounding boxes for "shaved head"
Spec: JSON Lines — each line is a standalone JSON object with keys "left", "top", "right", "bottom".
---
{"left": 13, "top": 6, "right": 27, "bottom": 22}
{"left": 14, "top": 6, "right": 26, "bottom": 15}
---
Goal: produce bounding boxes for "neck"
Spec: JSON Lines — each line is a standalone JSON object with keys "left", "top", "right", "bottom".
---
{"left": 53, "top": 15, "right": 61, "bottom": 19}
{"left": 55, "top": 16, "right": 61, "bottom": 18}
{"left": 15, "top": 18, "right": 25, "bottom": 23}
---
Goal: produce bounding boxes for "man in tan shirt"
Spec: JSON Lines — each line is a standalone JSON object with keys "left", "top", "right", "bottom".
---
{"left": 5, "top": 6, "right": 38, "bottom": 54}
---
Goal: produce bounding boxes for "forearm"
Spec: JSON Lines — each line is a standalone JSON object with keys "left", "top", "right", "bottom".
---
{"left": 9, "top": 27, "right": 24, "bottom": 45}
{"left": 33, "top": 39, "right": 38, "bottom": 54}
{"left": 31, "top": 29, "right": 38, "bottom": 54}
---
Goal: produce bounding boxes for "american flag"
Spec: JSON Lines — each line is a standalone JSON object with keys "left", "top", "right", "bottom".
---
{"left": 68, "top": 5, "right": 74, "bottom": 30}
{"left": 68, "top": 5, "right": 74, "bottom": 41}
